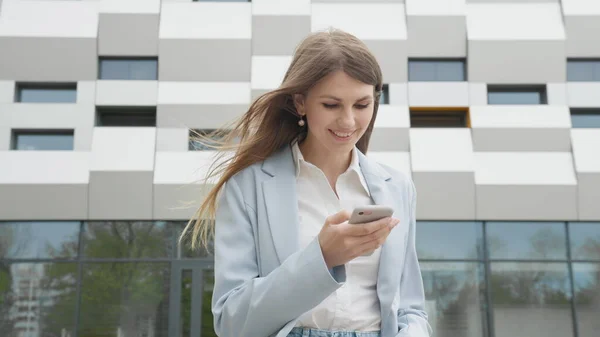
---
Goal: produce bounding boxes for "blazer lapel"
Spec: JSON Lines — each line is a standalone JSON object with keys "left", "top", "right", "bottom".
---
{"left": 358, "top": 152, "right": 405, "bottom": 310}
{"left": 261, "top": 145, "right": 300, "bottom": 265}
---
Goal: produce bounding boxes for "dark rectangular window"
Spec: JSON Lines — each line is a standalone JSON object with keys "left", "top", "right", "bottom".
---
{"left": 379, "top": 84, "right": 389, "bottom": 104}
{"left": 567, "top": 59, "right": 600, "bottom": 82}
{"left": 11, "top": 130, "right": 74, "bottom": 150}
{"left": 487, "top": 85, "right": 547, "bottom": 105}
{"left": 410, "top": 109, "right": 468, "bottom": 128}
{"left": 16, "top": 83, "right": 77, "bottom": 103}
{"left": 96, "top": 107, "right": 157, "bottom": 127}
{"left": 189, "top": 129, "right": 231, "bottom": 151}
{"left": 570, "top": 109, "right": 600, "bottom": 128}
{"left": 408, "top": 59, "right": 466, "bottom": 81}
{"left": 99, "top": 58, "right": 158, "bottom": 80}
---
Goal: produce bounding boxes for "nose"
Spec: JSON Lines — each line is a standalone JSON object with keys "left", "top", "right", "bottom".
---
{"left": 337, "top": 106, "right": 355, "bottom": 128}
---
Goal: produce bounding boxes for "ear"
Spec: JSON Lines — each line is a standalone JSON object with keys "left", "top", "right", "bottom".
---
{"left": 293, "top": 94, "right": 306, "bottom": 116}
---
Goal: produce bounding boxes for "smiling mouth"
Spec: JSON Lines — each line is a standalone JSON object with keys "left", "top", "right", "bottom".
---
{"left": 329, "top": 129, "right": 355, "bottom": 138}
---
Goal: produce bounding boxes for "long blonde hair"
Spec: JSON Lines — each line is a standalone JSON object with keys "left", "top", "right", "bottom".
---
{"left": 180, "top": 28, "right": 384, "bottom": 251}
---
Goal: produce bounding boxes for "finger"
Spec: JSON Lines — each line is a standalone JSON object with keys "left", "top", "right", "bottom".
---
{"left": 358, "top": 221, "right": 395, "bottom": 245}
{"left": 356, "top": 226, "right": 394, "bottom": 254}
{"left": 325, "top": 209, "right": 352, "bottom": 226}
{"left": 346, "top": 217, "right": 398, "bottom": 236}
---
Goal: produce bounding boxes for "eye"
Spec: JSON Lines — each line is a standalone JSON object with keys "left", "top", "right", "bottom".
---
{"left": 355, "top": 104, "right": 370, "bottom": 109}
{"left": 322, "top": 103, "right": 338, "bottom": 109}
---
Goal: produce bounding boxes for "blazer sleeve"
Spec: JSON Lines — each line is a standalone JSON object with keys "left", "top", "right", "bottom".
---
{"left": 396, "top": 179, "right": 433, "bottom": 337}
{"left": 211, "top": 177, "right": 346, "bottom": 337}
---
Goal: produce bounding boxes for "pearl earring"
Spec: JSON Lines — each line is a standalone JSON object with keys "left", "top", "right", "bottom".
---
{"left": 298, "top": 116, "right": 305, "bottom": 127}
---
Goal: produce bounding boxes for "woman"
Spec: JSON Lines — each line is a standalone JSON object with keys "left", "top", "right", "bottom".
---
{"left": 182, "top": 28, "right": 431, "bottom": 337}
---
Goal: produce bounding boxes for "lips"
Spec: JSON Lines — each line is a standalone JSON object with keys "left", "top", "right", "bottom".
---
{"left": 329, "top": 129, "right": 355, "bottom": 138}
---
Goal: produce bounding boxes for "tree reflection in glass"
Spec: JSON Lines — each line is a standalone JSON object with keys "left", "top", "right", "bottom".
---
{"left": 420, "top": 262, "right": 487, "bottom": 337}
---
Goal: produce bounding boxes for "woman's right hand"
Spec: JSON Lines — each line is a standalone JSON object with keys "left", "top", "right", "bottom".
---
{"left": 318, "top": 210, "right": 400, "bottom": 269}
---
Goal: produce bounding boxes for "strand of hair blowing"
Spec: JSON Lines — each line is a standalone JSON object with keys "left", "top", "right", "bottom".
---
{"left": 179, "top": 29, "right": 383, "bottom": 252}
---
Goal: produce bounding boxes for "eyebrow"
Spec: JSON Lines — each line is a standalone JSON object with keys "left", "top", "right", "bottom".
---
{"left": 319, "top": 95, "right": 373, "bottom": 101}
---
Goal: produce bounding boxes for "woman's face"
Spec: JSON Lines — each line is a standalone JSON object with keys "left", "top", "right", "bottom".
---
{"left": 294, "top": 70, "right": 375, "bottom": 155}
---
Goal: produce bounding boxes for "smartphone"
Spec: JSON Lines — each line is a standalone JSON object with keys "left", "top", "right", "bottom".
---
{"left": 348, "top": 205, "right": 394, "bottom": 225}
{"left": 348, "top": 205, "right": 394, "bottom": 257}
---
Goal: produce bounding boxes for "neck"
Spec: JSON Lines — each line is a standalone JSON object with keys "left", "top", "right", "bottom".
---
{"left": 298, "top": 136, "right": 352, "bottom": 182}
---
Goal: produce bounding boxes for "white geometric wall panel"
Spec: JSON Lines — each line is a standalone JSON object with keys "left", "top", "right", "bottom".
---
{"left": 0, "top": 0, "right": 599, "bottom": 222}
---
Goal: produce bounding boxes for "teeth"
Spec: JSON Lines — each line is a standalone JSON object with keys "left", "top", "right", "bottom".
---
{"left": 332, "top": 130, "right": 352, "bottom": 138}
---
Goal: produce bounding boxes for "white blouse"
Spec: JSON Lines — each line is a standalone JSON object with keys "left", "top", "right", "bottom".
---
{"left": 292, "top": 141, "right": 382, "bottom": 331}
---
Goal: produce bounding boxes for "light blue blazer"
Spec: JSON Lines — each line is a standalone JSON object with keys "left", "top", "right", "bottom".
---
{"left": 212, "top": 145, "right": 432, "bottom": 337}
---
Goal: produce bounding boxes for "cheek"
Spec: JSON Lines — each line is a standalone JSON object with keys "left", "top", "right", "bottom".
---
{"left": 358, "top": 109, "right": 375, "bottom": 127}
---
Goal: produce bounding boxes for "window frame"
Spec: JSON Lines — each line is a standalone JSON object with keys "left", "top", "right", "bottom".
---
{"left": 95, "top": 106, "right": 157, "bottom": 127}
{"left": 10, "top": 129, "right": 75, "bottom": 151}
{"left": 98, "top": 57, "right": 159, "bottom": 81}
{"left": 487, "top": 85, "right": 548, "bottom": 105}
{"left": 409, "top": 107, "right": 470, "bottom": 128}
{"left": 15, "top": 82, "right": 78, "bottom": 103}
{"left": 408, "top": 58, "right": 467, "bottom": 82}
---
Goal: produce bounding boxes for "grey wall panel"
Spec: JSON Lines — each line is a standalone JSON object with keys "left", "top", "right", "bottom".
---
{"left": 252, "top": 16, "right": 310, "bottom": 56}
{"left": 476, "top": 185, "right": 578, "bottom": 220}
{"left": 467, "top": 0, "right": 559, "bottom": 2}
{"left": 407, "top": 16, "right": 467, "bottom": 57}
{"left": 364, "top": 40, "right": 407, "bottom": 82}
{"left": 578, "top": 173, "right": 600, "bottom": 220}
{"left": 159, "top": 39, "right": 251, "bottom": 81}
{"left": 565, "top": 16, "right": 600, "bottom": 57}
{"left": 0, "top": 184, "right": 88, "bottom": 220}
{"left": 88, "top": 171, "right": 154, "bottom": 220}
{"left": 98, "top": 14, "right": 159, "bottom": 56}
{"left": 0, "top": 127, "right": 8, "bottom": 150}
{"left": 413, "top": 172, "right": 476, "bottom": 220}
{"left": 156, "top": 128, "right": 188, "bottom": 152}
{"left": 468, "top": 40, "right": 565, "bottom": 83}
{"left": 471, "top": 128, "right": 572, "bottom": 152}
{"left": 369, "top": 128, "right": 409, "bottom": 151}
{"left": 251, "top": 89, "right": 269, "bottom": 102}
{"left": 157, "top": 104, "right": 247, "bottom": 129}
{"left": 0, "top": 37, "right": 97, "bottom": 81}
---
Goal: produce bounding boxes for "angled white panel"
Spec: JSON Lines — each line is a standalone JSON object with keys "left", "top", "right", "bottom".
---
{"left": 410, "top": 129, "right": 475, "bottom": 219}
{"left": 567, "top": 83, "right": 600, "bottom": 107}
{"left": 468, "top": 83, "right": 487, "bottom": 105}
{"left": 563, "top": 0, "right": 600, "bottom": 56}
{"left": 410, "top": 129, "right": 475, "bottom": 172}
{"left": 470, "top": 105, "right": 572, "bottom": 152}
{"left": 252, "top": 0, "right": 311, "bottom": 15}
{"left": 562, "top": 0, "right": 600, "bottom": 14}
{"left": 90, "top": 127, "right": 156, "bottom": 171}
{"left": 572, "top": 130, "right": 600, "bottom": 220}
{"left": 370, "top": 105, "right": 410, "bottom": 151}
{"left": 389, "top": 83, "right": 408, "bottom": 105}
{"left": 0, "top": 152, "right": 90, "bottom": 184}
{"left": 77, "top": 81, "right": 98, "bottom": 104}
{"left": 408, "top": 82, "right": 469, "bottom": 107}
{"left": 1, "top": 104, "right": 94, "bottom": 129}
{"left": 311, "top": 3, "right": 407, "bottom": 40}
{"left": 475, "top": 152, "right": 577, "bottom": 220}
{"left": 251, "top": 56, "right": 292, "bottom": 90}
{"left": 156, "top": 128, "right": 188, "bottom": 152}
{"left": 0, "top": 80, "right": 15, "bottom": 103}
{"left": 96, "top": 81, "right": 158, "bottom": 106}
{"left": 366, "top": 152, "right": 411, "bottom": 179}
{"left": 0, "top": 1, "right": 98, "bottom": 37}
{"left": 466, "top": 3, "right": 565, "bottom": 40}
{"left": 159, "top": 2, "right": 252, "bottom": 39}
{"left": 406, "top": 0, "right": 466, "bottom": 15}
{"left": 158, "top": 82, "right": 251, "bottom": 105}
{"left": 466, "top": 3, "right": 566, "bottom": 83}
{"left": 96, "top": 0, "right": 161, "bottom": 14}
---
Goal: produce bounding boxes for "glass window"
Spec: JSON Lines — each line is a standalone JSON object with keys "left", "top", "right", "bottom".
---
{"left": 490, "top": 262, "right": 573, "bottom": 337}
{"left": 567, "top": 60, "right": 600, "bottom": 82}
{"left": 416, "top": 222, "right": 483, "bottom": 260}
{"left": 572, "top": 263, "right": 600, "bottom": 336}
{"left": 569, "top": 222, "right": 600, "bottom": 261}
{"left": 82, "top": 221, "right": 173, "bottom": 259}
{"left": 570, "top": 109, "right": 600, "bottom": 128}
{"left": 379, "top": 84, "right": 389, "bottom": 104}
{"left": 410, "top": 110, "right": 468, "bottom": 128}
{"left": 96, "top": 107, "right": 157, "bottom": 127}
{"left": 0, "top": 222, "right": 80, "bottom": 259}
{"left": 487, "top": 222, "right": 567, "bottom": 260}
{"left": 78, "top": 262, "right": 169, "bottom": 337}
{"left": 169, "top": 221, "right": 213, "bottom": 258}
{"left": 99, "top": 58, "right": 158, "bottom": 80}
{"left": 0, "top": 263, "right": 77, "bottom": 337}
{"left": 16, "top": 84, "right": 77, "bottom": 103}
{"left": 409, "top": 60, "right": 466, "bottom": 81}
{"left": 11, "top": 131, "right": 74, "bottom": 151}
{"left": 202, "top": 269, "right": 216, "bottom": 337}
{"left": 487, "top": 86, "right": 547, "bottom": 105}
{"left": 420, "top": 262, "right": 487, "bottom": 337}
